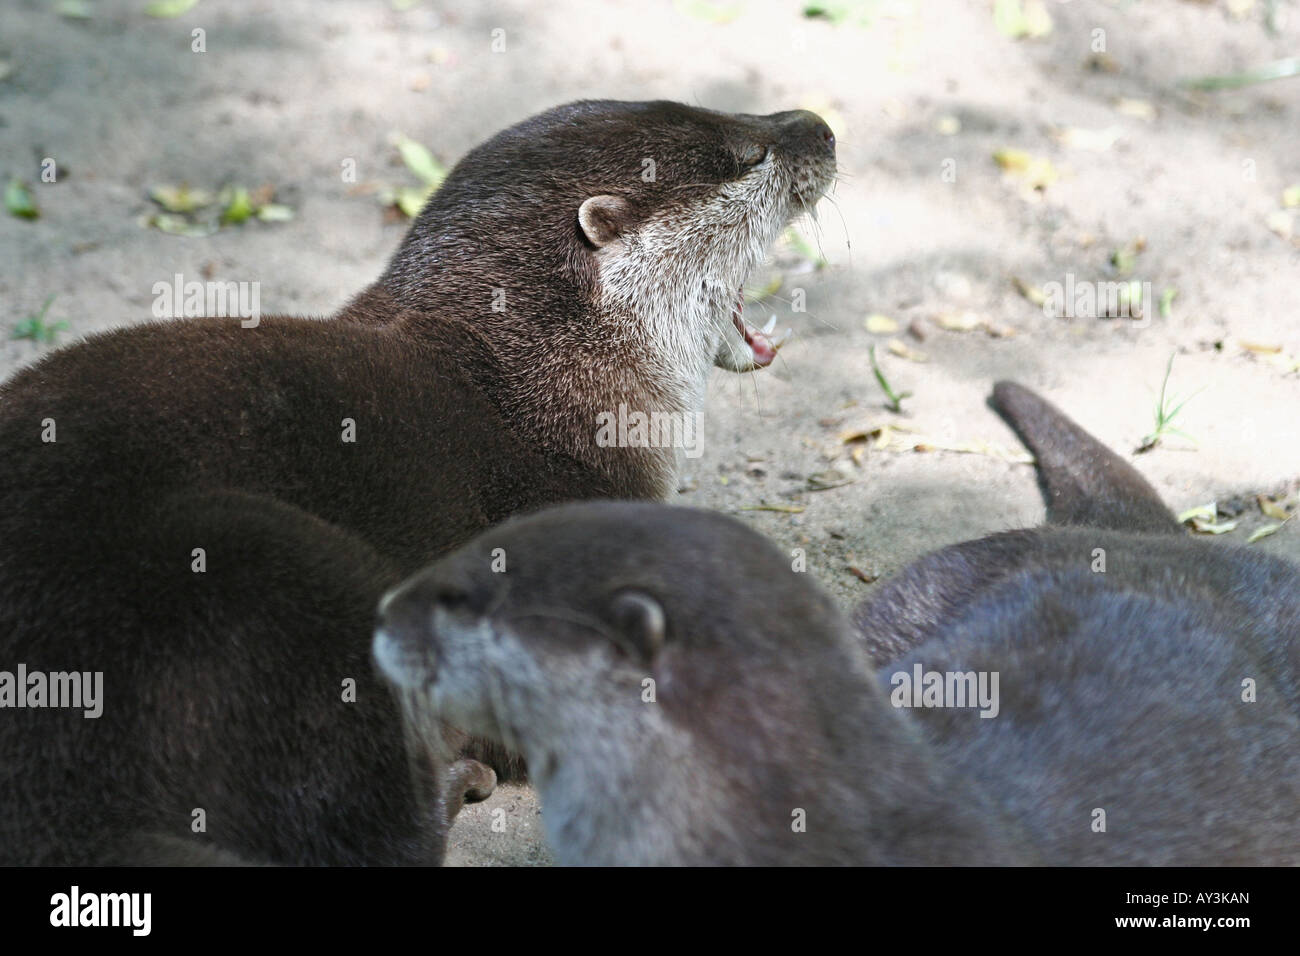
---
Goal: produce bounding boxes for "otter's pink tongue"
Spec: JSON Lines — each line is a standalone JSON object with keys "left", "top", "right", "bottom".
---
{"left": 733, "top": 295, "right": 778, "bottom": 368}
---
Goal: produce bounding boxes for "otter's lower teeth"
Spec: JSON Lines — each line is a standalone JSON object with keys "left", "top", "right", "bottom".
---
{"left": 771, "top": 328, "right": 793, "bottom": 348}
{"left": 761, "top": 315, "right": 777, "bottom": 335}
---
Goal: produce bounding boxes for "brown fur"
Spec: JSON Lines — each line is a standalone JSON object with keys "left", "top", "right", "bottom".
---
{"left": 0, "top": 100, "right": 835, "bottom": 864}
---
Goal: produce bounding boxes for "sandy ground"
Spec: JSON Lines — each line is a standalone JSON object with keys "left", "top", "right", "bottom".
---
{"left": 2, "top": 0, "right": 1297, "bottom": 865}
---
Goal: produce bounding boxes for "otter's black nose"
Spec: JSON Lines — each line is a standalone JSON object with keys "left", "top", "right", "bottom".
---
{"left": 774, "top": 109, "right": 836, "bottom": 156}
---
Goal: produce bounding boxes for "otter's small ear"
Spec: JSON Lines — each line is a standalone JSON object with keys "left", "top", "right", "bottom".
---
{"left": 608, "top": 590, "right": 666, "bottom": 663}
{"left": 578, "top": 195, "right": 634, "bottom": 249}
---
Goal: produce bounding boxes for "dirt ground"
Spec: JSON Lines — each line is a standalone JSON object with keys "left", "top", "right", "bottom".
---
{"left": 2, "top": 0, "right": 1297, "bottom": 866}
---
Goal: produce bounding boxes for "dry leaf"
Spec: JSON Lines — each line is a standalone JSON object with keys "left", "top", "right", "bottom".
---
{"left": 993, "top": 149, "right": 1058, "bottom": 190}
{"left": 913, "top": 438, "right": 1035, "bottom": 464}
{"left": 839, "top": 423, "right": 911, "bottom": 450}
{"left": 1258, "top": 495, "right": 1293, "bottom": 520}
{"left": 1189, "top": 517, "right": 1239, "bottom": 535}
{"left": 994, "top": 0, "right": 1053, "bottom": 39}
{"left": 934, "top": 311, "right": 984, "bottom": 332}
{"left": 1248, "top": 524, "right": 1282, "bottom": 543}
{"left": 887, "top": 338, "right": 928, "bottom": 362}
{"left": 848, "top": 566, "right": 879, "bottom": 584}
{"left": 1114, "top": 98, "right": 1156, "bottom": 121}
{"left": 864, "top": 313, "right": 899, "bottom": 334}
{"left": 1239, "top": 340, "right": 1283, "bottom": 354}
{"left": 1266, "top": 210, "right": 1293, "bottom": 239}
{"left": 1012, "top": 277, "right": 1047, "bottom": 306}
{"left": 1053, "top": 127, "right": 1121, "bottom": 151}
{"left": 149, "top": 184, "right": 214, "bottom": 213}
{"left": 807, "top": 472, "right": 857, "bottom": 491}
{"left": 1087, "top": 53, "right": 1120, "bottom": 74}
{"left": 1179, "top": 503, "right": 1239, "bottom": 535}
{"left": 1178, "top": 503, "right": 1217, "bottom": 524}
{"left": 249, "top": 184, "right": 276, "bottom": 208}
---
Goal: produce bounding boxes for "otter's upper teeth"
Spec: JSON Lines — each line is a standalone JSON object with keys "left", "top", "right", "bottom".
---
{"left": 761, "top": 315, "right": 777, "bottom": 335}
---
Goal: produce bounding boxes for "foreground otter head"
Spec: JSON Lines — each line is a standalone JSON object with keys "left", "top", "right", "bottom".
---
{"left": 383, "top": 100, "right": 837, "bottom": 377}
{"left": 374, "top": 501, "right": 848, "bottom": 747}
{"left": 373, "top": 501, "right": 871, "bottom": 863}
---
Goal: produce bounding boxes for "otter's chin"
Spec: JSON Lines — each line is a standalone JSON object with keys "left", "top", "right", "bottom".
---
{"left": 713, "top": 295, "right": 788, "bottom": 372}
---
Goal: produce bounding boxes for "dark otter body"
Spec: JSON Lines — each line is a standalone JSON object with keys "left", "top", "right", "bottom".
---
{"left": 856, "top": 383, "right": 1300, "bottom": 864}
{"left": 0, "top": 100, "right": 836, "bottom": 865}
{"left": 375, "top": 501, "right": 1027, "bottom": 865}
{"left": 377, "top": 383, "right": 1300, "bottom": 865}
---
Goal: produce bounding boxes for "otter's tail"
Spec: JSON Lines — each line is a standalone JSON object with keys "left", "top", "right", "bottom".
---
{"left": 991, "top": 381, "right": 1183, "bottom": 535}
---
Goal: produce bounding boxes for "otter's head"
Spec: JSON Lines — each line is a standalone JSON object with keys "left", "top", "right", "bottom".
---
{"left": 373, "top": 502, "right": 868, "bottom": 862}
{"left": 384, "top": 100, "right": 837, "bottom": 382}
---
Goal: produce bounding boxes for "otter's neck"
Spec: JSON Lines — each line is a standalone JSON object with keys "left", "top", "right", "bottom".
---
{"left": 531, "top": 715, "right": 756, "bottom": 866}
{"left": 531, "top": 662, "right": 1030, "bottom": 865}
{"left": 344, "top": 279, "right": 707, "bottom": 501}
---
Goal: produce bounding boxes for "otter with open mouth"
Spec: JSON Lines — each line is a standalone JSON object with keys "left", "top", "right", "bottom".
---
{"left": 0, "top": 100, "right": 834, "bottom": 865}
{"left": 363, "top": 99, "right": 836, "bottom": 494}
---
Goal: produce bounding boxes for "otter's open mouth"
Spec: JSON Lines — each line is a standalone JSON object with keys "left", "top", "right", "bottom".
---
{"left": 727, "top": 289, "right": 790, "bottom": 370}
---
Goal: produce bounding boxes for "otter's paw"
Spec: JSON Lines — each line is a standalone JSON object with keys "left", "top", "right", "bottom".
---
{"left": 447, "top": 758, "right": 497, "bottom": 817}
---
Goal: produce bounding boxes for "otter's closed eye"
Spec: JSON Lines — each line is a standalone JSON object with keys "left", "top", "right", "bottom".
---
{"left": 607, "top": 589, "right": 666, "bottom": 663}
